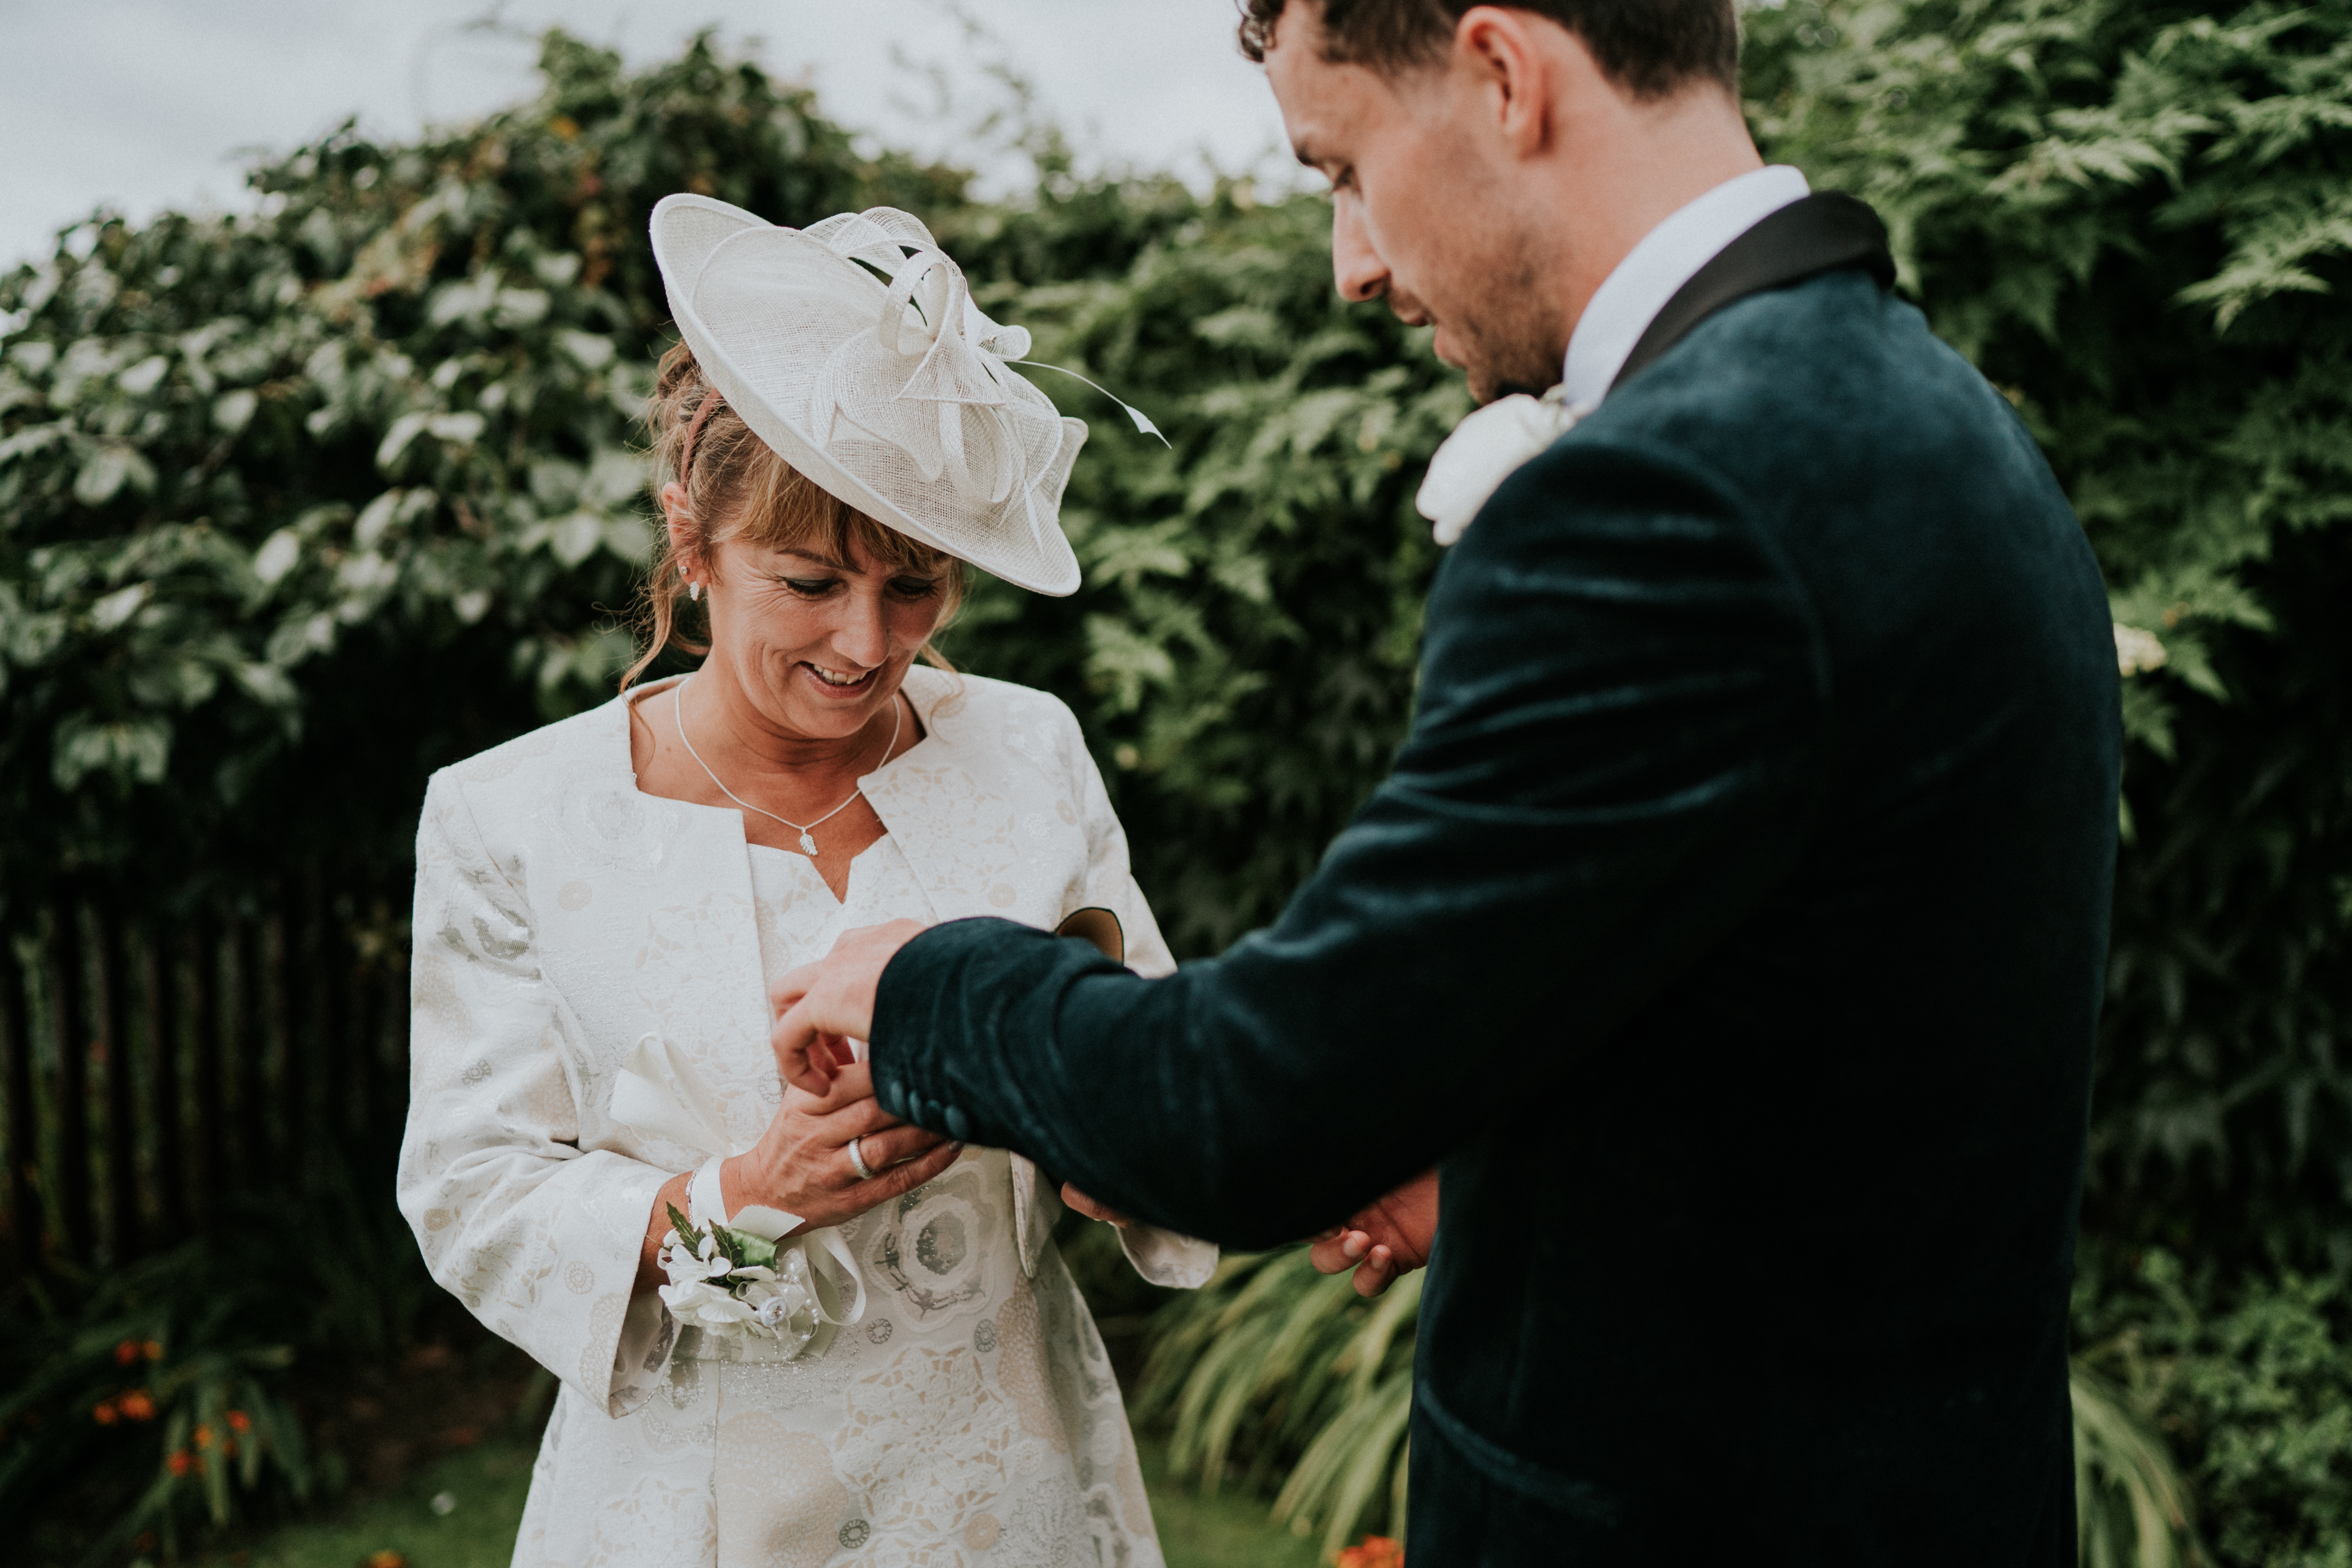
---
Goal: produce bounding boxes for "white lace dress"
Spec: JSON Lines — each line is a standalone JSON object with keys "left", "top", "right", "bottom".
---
{"left": 396, "top": 671, "right": 1214, "bottom": 1568}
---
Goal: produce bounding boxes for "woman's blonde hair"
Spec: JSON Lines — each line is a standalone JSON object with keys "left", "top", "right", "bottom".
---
{"left": 622, "top": 341, "right": 966, "bottom": 690}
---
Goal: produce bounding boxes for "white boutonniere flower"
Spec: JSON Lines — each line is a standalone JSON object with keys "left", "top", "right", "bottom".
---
{"left": 1416, "top": 385, "right": 1592, "bottom": 546}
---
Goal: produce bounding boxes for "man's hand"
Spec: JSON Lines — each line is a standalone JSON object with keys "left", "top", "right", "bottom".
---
{"left": 770, "top": 919, "right": 928, "bottom": 1096}
{"left": 1061, "top": 1183, "right": 1135, "bottom": 1228}
{"left": 1309, "top": 1169, "right": 1438, "bottom": 1297}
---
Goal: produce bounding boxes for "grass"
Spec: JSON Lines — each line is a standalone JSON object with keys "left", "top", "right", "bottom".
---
{"left": 217, "top": 1432, "right": 1323, "bottom": 1568}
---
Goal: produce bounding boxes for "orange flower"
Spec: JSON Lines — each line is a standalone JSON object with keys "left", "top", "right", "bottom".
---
{"left": 142, "top": 1339, "right": 164, "bottom": 1361}
{"left": 1336, "top": 1537, "right": 1404, "bottom": 1568}
{"left": 166, "top": 1450, "right": 192, "bottom": 1476}
{"left": 92, "top": 1400, "right": 119, "bottom": 1426}
{"left": 116, "top": 1390, "right": 156, "bottom": 1422}
{"left": 227, "top": 1410, "right": 251, "bottom": 1433}
{"left": 193, "top": 1424, "right": 214, "bottom": 1449}
{"left": 365, "top": 1551, "right": 409, "bottom": 1568}
{"left": 114, "top": 1340, "right": 140, "bottom": 1367}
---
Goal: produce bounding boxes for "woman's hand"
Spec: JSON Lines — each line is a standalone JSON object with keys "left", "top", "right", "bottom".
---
{"left": 1309, "top": 1169, "right": 1439, "bottom": 1298}
{"left": 634, "top": 1062, "right": 959, "bottom": 1295}
{"left": 728, "top": 1061, "right": 960, "bottom": 1231}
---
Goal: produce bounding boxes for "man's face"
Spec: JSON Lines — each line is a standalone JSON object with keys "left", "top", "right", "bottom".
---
{"left": 1264, "top": 4, "right": 1567, "bottom": 403}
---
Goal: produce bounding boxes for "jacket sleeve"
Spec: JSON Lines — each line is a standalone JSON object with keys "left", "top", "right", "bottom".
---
{"left": 872, "top": 437, "right": 1830, "bottom": 1246}
{"left": 1069, "top": 721, "right": 1218, "bottom": 1289}
{"left": 396, "top": 770, "right": 677, "bottom": 1416}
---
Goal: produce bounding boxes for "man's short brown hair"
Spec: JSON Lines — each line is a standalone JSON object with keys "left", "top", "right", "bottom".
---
{"left": 1237, "top": 0, "right": 1740, "bottom": 99}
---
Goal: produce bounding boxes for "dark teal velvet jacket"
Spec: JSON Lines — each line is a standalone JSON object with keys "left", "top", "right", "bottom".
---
{"left": 872, "top": 271, "right": 2120, "bottom": 1564}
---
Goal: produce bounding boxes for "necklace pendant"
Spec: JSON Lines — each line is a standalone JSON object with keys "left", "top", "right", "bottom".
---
{"left": 798, "top": 831, "right": 819, "bottom": 857}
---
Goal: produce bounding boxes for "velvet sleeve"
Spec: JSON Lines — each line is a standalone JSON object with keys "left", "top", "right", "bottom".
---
{"left": 870, "top": 435, "right": 1831, "bottom": 1247}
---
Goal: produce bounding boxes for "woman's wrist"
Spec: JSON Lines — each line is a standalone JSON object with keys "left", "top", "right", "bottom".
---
{"left": 717, "top": 1151, "right": 807, "bottom": 1238}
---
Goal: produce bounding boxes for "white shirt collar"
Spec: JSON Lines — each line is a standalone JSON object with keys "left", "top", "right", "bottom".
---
{"left": 1560, "top": 164, "right": 1811, "bottom": 409}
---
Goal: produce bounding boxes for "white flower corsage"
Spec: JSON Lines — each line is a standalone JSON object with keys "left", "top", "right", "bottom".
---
{"left": 1416, "top": 385, "right": 1592, "bottom": 546}
{"left": 657, "top": 1203, "right": 828, "bottom": 1349}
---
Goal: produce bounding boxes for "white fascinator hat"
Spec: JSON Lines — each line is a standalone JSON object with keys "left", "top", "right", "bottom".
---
{"left": 652, "top": 194, "right": 1134, "bottom": 597}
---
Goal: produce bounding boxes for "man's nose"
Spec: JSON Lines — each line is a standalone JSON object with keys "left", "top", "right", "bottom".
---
{"left": 1331, "top": 196, "right": 1389, "bottom": 304}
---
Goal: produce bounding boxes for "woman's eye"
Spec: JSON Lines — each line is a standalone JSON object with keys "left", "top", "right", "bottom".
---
{"left": 782, "top": 577, "right": 839, "bottom": 596}
{"left": 890, "top": 577, "right": 942, "bottom": 599}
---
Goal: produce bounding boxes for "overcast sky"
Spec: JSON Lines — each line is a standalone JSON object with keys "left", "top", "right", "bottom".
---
{"left": 0, "top": 0, "right": 1302, "bottom": 270}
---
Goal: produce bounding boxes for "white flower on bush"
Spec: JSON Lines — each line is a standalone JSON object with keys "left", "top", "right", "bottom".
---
{"left": 1416, "top": 386, "right": 1590, "bottom": 546}
{"left": 2114, "top": 622, "right": 2167, "bottom": 677}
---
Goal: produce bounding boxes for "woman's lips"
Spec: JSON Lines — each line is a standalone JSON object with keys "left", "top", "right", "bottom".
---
{"left": 799, "top": 660, "right": 878, "bottom": 698}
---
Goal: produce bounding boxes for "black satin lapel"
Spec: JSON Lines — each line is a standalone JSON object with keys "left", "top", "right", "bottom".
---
{"left": 1611, "top": 191, "right": 1896, "bottom": 393}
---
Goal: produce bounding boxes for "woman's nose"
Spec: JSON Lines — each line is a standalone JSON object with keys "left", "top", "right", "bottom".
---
{"left": 830, "top": 591, "right": 892, "bottom": 668}
{"left": 1331, "top": 196, "right": 1390, "bottom": 304}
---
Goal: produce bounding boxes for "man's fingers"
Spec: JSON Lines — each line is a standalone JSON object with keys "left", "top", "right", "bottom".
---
{"left": 768, "top": 960, "right": 823, "bottom": 1015}
{"left": 1059, "top": 1183, "right": 1133, "bottom": 1227}
{"left": 862, "top": 1138, "right": 962, "bottom": 1201}
{"left": 772, "top": 999, "right": 844, "bottom": 1097}
{"left": 802, "top": 1060, "right": 875, "bottom": 1115}
{"left": 851, "top": 1123, "right": 948, "bottom": 1171}
{"left": 1308, "top": 1229, "right": 1371, "bottom": 1275}
{"left": 1353, "top": 1246, "right": 1396, "bottom": 1298}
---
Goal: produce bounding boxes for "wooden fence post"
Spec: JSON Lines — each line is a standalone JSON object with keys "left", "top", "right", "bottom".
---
{"left": 142, "top": 921, "right": 186, "bottom": 1242}
{"left": 94, "top": 894, "right": 136, "bottom": 1263}
{"left": 50, "top": 896, "right": 92, "bottom": 1258}
{"left": 2, "top": 939, "right": 35, "bottom": 1277}
{"left": 188, "top": 922, "right": 223, "bottom": 1236}
{"left": 268, "top": 886, "right": 302, "bottom": 1183}
{"left": 233, "top": 912, "right": 266, "bottom": 1180}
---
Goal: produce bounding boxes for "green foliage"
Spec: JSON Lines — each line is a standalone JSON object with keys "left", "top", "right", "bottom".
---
{"left": 1133, "top": 1251, "right": 1417, "bottom": 1556}
{"left": 2077, "top": 1244, "right": 2352, "bottom": 1568}
{"left": 0, "top": 32, "right": 959, "bottom": 900}
{"left": 1743, "top": 0, "right": 2352, "bottom": 1258}
{"left": 0, "top": 1244, "right": 311, "bottom": 1560}
{"left": 2074, "top": 1361, "right": 2200, "bottom": 1568}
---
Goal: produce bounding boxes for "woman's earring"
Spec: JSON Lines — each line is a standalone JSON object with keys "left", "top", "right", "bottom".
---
{"left": 690, "top": 582, "right": 703, "bottom": 603}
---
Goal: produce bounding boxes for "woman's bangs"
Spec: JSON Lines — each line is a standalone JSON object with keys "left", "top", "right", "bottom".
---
{"left": 739, "top": 461, "right": 952, "bottom": 577}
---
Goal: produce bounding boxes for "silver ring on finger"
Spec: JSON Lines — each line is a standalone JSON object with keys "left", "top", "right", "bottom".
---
{"left": 848, "top": 1136, "right": 876, "bottom": 1181}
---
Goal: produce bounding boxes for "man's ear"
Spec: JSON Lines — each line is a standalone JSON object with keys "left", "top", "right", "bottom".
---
{"left": 1453, "top": 5, "right": 1558, "bottom": 157}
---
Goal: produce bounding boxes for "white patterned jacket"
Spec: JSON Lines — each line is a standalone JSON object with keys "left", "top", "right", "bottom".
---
{"left": 396, "top": 666, "right": 1213, "bottom": 1418}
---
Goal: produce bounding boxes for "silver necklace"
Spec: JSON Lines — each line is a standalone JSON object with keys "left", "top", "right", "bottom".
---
{"left": 674, "top": 677, "right": 903, "bottom": 858}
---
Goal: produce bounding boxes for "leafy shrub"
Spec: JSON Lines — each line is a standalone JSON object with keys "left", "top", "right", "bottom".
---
{"left": 2077, "top": 1244, "right": 2352, "bottom": 1568}
{"left": 1134, "top": 1249, "right": 1416, "bottom": 1558}
{"left": 0, "top": 1245, "right": 311, "bottom": 1561}
{"left": 0, "top": 33, "right": 961, "bottom": 902}
{"left": 1745, "top": 0, "right": 2352, "bottom": 1258}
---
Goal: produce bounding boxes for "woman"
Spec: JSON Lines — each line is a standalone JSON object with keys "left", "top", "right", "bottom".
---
{"left": 398, "top": 197, "right": 1212, "bottom": 1568}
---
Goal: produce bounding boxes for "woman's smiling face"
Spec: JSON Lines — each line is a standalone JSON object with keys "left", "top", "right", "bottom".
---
{"left": 695, "top": 529, "right": 950, "bottom": 742}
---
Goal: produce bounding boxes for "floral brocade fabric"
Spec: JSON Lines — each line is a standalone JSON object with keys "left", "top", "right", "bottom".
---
{"left": 397, "top": 668, "right": 1203, "bottom": 1567}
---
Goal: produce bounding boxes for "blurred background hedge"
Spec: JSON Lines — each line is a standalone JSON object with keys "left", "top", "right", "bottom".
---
{"left": 0, "top": 0, "right": 2348, "bottom": 1562}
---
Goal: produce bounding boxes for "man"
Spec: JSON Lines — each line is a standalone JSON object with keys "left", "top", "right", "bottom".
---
{"left": 773, "top": 2, "right": 2119, "bottom": 1561}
